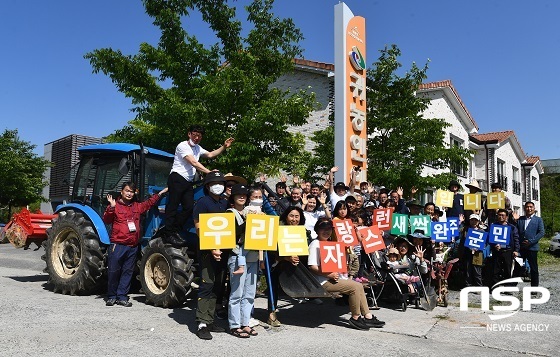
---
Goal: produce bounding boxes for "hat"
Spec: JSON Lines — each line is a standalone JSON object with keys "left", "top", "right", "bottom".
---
{"left": 465, "top": 179, "right": 483, "bottom": 193}
{"left": 203, "top": 171, "right": 226, "bottom": 185}
{"left": 359, "top": 181, "right": 370, "bottom": 186}
{"left": 334, "top": 182, "right": 349, "bottom": 191}
{"left": 224, "top": 173, "right": 247, "bottom": 185}
{"left": 394, "top": 236, "right": 413, "bottom": 247}
{"left": 434, "top": 206, "right": 444, "bottom": 217}
{"left": 406, "top": 199, "right": 423, "bottom": 208}
{"left": 364, "top": 201, "right": 375, "bottom": 208}
{"left": 387, "top": 247, "right": 399, "bottom": 256}
{"left": 408, "top": 229, "right": 430, "bottom": 240}
{"left": 315, "top": 220, "right": 333, "bottom": 231}
{"left": 448, "top": 180, "right": 461, "bottom": 190}
{"left": 491, "top": 182, "right": 502, "bottom": 189}
{"left": 469, "top": 213, "right": 481, "bottom": 221}
{"left": 230, "top": 184, "right": 249, "bottom": 196}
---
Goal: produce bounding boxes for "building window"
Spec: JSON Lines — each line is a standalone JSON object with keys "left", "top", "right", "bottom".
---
{"left": 532, "top": 176, "right": 539, "bottom": 201}
{"left": 512, "top": 166, "right": 521, "bottom": 195}
{"left": 497, "top": 160, "right": 508, "bottom": 191}
{"left": 450, "top": 136, "right": 466, "bottom": 177}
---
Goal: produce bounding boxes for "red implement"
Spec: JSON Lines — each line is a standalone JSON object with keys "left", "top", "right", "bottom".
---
{"left": 4, "top": 208, "right": 57, "bottom": 249}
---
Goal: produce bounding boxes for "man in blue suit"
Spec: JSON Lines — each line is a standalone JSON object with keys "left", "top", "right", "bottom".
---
{"left": 517, "top": 201, "right": 545, "bottom": 287}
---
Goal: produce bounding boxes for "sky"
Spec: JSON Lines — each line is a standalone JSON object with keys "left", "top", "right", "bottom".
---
{"left": 1, "top": 0, "right": 559, "bottom": 160}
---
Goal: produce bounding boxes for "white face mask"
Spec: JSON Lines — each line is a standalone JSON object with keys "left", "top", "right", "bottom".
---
{"left": 209, "top": 184, "right": 225, "bottom": 195}
{"left": 188, "top": 139, "right": 198, "bottom": 146}
{"left": 249, "top": 199, "right": 263, "bottom": 207}
{"left": 361, "top": 189, "right": 368, "bottom": 195}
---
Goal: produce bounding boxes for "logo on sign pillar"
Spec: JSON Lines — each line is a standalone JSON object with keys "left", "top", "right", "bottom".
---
{"left": 349, "top": 46, "right": 365, "bottom": 71}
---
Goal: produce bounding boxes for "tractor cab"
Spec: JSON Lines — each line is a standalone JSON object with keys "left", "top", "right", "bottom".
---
{"left": 72, "top": 143, "right": 173, "bottom": 218}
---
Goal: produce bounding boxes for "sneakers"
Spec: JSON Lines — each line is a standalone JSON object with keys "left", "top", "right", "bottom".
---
{"left": 196, "top": 326, "right": 212, "bottom": 340}
{"left": 363, "top": 315, "right": 385, "bottom": 328}
{"left": 115, "top": 299, "right": 132, "bottom": 307}
{"left": 348, "top": 317, "right": 370, "bottom": 330}
{"left": 267, "top": 312, "right": 281, "bottom": 327}
{"left": 105, "top": 299, "right": 116, "bottom": 306}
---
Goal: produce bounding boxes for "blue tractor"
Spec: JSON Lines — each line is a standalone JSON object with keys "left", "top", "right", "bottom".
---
{"left": 41, "top": 143, "right": 199, "bottom": 307}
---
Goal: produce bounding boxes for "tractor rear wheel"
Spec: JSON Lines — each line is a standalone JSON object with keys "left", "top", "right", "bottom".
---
{"left": 42, "top": 209, "right": 105, "bottom": 295}
{"left": 139, "top": 238, "right": 194, "bottom": 308}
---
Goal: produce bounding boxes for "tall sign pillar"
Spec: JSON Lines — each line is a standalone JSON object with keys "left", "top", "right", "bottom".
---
{"left": 334, "top": 3, "right": 367, "bottom": 185}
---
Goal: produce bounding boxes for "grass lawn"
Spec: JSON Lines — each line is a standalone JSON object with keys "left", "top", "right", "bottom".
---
{"left": 537, "top": 236, "right": 560, "bottom": 268}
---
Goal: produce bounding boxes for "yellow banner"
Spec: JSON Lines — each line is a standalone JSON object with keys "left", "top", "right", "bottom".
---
{"left": 464, "top": 193, "right": 482, "bottom": 210}
{"left": 487, "top": 192, "right": 505, "bottom": 209}
{"left": 277, "top": 226, "right": 309, "bottom": 256}
{"left": 198, "top": 213, "right": 236, "bottom": 250}
{"left": 436, "top": 189, "right": 454, "bottom": 208}
{"left": 244, "top": 214, "right": 279, "bottom": 251}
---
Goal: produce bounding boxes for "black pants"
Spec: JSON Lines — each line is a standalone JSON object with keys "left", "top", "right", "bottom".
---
{"left": 164, "top": 172, "right": 194, "bottom": 234}
{"left": 522, "top": 250, "right": 539, "bottom": 287}
{"left": 491, "top": 248, "right": 513, "bottom": 286}
{"left": 461, "top": 253, "right": 483, "bottom": 287}
{"left": 196, "top": 250, "right": 227, "bottom": 324}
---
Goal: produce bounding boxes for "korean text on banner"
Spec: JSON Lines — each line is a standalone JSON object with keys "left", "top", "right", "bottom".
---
{"left": 333, "top": 219, "right": 358, "bottom": 246}
{"left": 465, "top": 228, "right": 487, "bottom": 250}
{"left": 372, "top": 208, "right": 392, "bottom": 231}
{"left": 244, "top": 214, "right": 279, "bottom": 251}
{"left": 487, "top": 192, "right": 505, "bottom": 209}
{"left": 278, "top": 226, "right": 309, "bottom": 256}
{"left": 358, "top": 226, "right": 385, "bottom": 254}
{"left": 431, "top": 221, "right": 452, "bottom": 243}
{"left": 436, "top": 189, "right": 454, "bottom": 208}
{"left": 488, "top": 224, "right": 511, "bottom": 245}
{"left": 464, "top": 193, "right": 482, "bottom": 210}
{"left": 319, "top": 241, "right": 347, "bottom": 273}
{"left": 391, "top": 213, "right": 408, "bottom": 236}
{"left": 198, "top": 213, "right": 236, "bottom": 250}
{"left": 409, "top": 215, "right": 431, "bottom": 235}
{"left": 448, "top": 217, "right": 460, "bottom": 238}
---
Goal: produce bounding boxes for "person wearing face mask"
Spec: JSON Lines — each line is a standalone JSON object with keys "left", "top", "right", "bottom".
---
{"left": 192, "top": 171, "right": 230, "bottom": 340}
{"left": 164, "top": 124, "right": 234, "bottom": 246}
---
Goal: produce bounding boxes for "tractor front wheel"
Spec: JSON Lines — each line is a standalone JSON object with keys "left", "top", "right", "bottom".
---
{"left": 139, "top": 238, "right": 194, "bottom": 308}
{"left": 42, "top": 209, "right": 105, "bottom": 295}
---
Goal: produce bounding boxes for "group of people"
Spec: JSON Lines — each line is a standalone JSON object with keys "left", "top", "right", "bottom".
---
{"left": 101, "top": 124, "right": 545, "bottom": 341}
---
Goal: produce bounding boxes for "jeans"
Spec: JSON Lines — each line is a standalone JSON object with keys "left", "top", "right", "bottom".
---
{"left": 227, "top": 256, "right": 258, "bottom": 329}
{"left": 107, "top": 243, "right": 138, "bottom": 301}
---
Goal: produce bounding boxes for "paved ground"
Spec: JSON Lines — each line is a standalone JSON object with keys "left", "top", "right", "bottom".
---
{"left": 0, "top": 243, "right": 558, "bottom": 356}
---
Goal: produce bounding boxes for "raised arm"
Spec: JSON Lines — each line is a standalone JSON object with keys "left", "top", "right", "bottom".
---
{"left": 202, "top": 137, "right": 234, "bottom": 159}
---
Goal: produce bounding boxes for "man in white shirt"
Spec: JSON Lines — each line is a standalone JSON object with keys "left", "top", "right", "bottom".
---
{"left": 327, "top": 166, "right": 355, "bottom": 209}
{"left": 163, "top": 124, "right": 234, "bottom": 245}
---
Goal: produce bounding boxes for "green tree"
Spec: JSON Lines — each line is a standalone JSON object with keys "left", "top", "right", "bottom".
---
{"left": 84, "top": 0, "right": 315, "bottom": 180}
{"left": 540, "top": 174, "right": 560, "bottom": 234}
{"left": 0, "top": 129, "right": 50, "bottom": 221}
{"left": 366, "top": 45, "right": 470, "bottom": 192}
{"left": 307, "top": 45, "right": 470, "bottom": 192}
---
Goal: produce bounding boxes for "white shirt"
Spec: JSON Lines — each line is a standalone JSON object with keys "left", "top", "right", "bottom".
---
{"left": 329, "top": 192, "right": 348, "bottom": 210}
{"left": 170, "top": 140, "right": 208, "bottom": 181}
{"left": 303, "top": 210, "right": 326, "bottom": 239}
{"left": 307, "top": 239, "right": 328, "bottom": 285}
